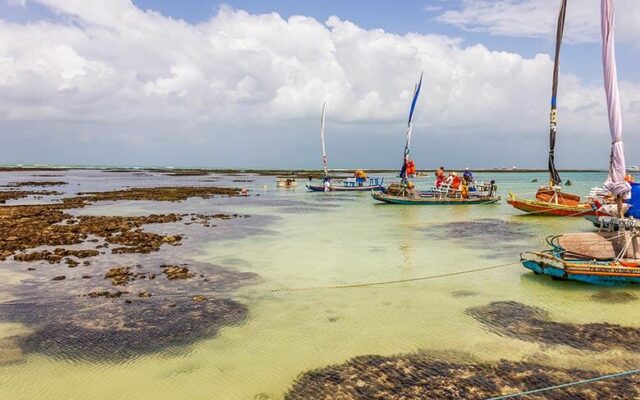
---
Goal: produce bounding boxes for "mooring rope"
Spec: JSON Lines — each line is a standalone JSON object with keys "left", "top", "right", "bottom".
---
{"left": 265, "top": 261, "right": 521, "bottom": 293}
{"left": 485, "top": 368, "right": 640, "bottom": 400}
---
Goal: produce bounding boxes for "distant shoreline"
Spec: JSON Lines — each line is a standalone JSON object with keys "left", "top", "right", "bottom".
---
{"left": 0, "top": 166, "right": 610, "bottom": 174}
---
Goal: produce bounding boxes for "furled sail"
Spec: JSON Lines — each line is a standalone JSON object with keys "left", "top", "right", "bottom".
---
{"left": 547, "top": 0, "right": 567, "bottom": 187}
{"left": 601, "top": 0, "right": 630, "bottom": 199}
{"left": 400, "top": 73, "right": 423, "bottom": 179}
{"left": 320, "top": 102, "right": 328, "bottom": 177}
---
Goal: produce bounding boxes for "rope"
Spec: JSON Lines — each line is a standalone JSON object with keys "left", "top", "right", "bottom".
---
{"left": 265, "top": 261, "right": 520, "bottom": 293}
{"left": 485, "top": 368, "right": 640, "bottom": 400}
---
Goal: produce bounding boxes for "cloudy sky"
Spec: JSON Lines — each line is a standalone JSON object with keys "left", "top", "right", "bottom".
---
{"left": 1, "top": 0, "right": 639, "bottom": 169}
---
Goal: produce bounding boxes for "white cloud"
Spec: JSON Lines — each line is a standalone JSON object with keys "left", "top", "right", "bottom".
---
{"left": 0, "top": 0, "right": 638, "bottom": 167}
{"left": 437, "top": 0, "right": 640, "bottom": 44}
{"left": 6, "top": 0, "right": 27, "bottom": 7}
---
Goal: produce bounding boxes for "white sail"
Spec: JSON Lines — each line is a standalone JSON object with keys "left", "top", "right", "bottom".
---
{"left": 601, "top": 0, "right": 630, "bottom": 199}
{"left": 320, "top": 102, "right": 328, "bottom": 177}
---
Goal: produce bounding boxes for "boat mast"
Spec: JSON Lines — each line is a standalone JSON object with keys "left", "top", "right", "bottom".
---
{"left": 401, "top": 73, "right": 423, "bottom": 180}
{"left": 320, "top": 102, "right": 328, "bottom": 178}
{"left": 601, "top": 0, "right": 630, "bottom": 216}
{"left": 547, "top": 0, "right": 567, "bottom": 188}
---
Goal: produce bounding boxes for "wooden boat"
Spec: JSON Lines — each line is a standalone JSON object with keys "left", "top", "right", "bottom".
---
{"left": 307, "top": 177, "right": 384, "bottom": 192}
{"left": 373, "top": 191, "right": 499, "bottom": 205}
{"left": 586, "top": 215, "right": 639, "bottom": 230}
{"left": 521, "top": 0, "right": 636, "bottom": 285}
{"left": 306, "top": 103, "right": 383, "bottom": 192}
{"left": 373, "top": 74, "right": 499, "bottom": 205}
{"left": 521, "top": 233, "right": 640, "bottom": 285}
{"left": 507, "top": 0, "right": 590, "bottom": 216}
{"left": 507, "top": 190, "right": 601, "bottom": 216}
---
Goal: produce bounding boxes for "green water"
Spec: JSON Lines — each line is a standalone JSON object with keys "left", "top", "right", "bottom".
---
{"left": 0, "top": 171, "right": 639, "bottom": 399}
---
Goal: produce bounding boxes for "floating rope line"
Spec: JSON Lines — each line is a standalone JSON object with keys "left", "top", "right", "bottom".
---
{"left": 265, "top": 261, "right": 521, "bottom": 293}
{"left": 485, "top": 368, "right": 640, "bottom": 400}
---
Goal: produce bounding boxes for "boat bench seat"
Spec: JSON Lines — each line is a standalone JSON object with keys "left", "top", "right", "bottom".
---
{"left": 558, "top": 232, "right": 640, "bottom": 260}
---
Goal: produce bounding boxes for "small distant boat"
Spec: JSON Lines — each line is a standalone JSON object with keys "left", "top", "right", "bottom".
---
{"left": 306, "top": 103, "right": 384, "bottom": 192}
{"left": 522, "top": 0, "right": 637, "bottom": 285}
{"left": 507, "top": 0, "right": 594, "bottom": 216}
{"left": 277, "top": 177, "right": 297, "bottom": 188}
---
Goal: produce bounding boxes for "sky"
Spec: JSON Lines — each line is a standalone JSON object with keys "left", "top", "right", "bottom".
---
{"left": 0, "top": 0, "right": 639, "bottom": 169}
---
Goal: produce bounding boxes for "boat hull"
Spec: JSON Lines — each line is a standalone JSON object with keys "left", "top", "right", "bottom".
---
{"left": 307, "top": 184, "right": 384, "bottom": 192}
{"left": 522, "top": 251, "right": 640, "bottom": 285}
{"left": 507, "top": 195, "right": 599, "bottom": 216}
{"left": 372, "top": 192, "right": 500, "bottom": 205}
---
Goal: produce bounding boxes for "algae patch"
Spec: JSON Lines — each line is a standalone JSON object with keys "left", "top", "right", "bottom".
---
{"left": 467, "top": 301, "right": 640, "bottom": 352}
{"left": 285, "top": 354, "right": 639, "bottom": 399}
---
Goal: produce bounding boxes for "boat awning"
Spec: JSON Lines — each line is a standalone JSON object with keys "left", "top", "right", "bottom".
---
{"left": 558, "top": 232, "right": 639, "bottom": 260}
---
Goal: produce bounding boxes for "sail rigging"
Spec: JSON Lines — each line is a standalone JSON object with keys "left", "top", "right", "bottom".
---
{"left": 601, "top": 0, "right": 630, "bottom": 199}
{"left": 547, "top": 0, "right": 567, "bottom": 187}
{"left": 401, "top": 73, "right": 423, "bottom": 179}
{"left": 320, "top": 102, "right": 328, "bottom": 177}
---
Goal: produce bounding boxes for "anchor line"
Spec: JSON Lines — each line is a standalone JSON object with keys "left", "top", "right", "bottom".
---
{"left": 264, "top": 261, "right": 521, "bottom": 293}
{"left": 485, "top": 368, "right": 640, "bottom": 400}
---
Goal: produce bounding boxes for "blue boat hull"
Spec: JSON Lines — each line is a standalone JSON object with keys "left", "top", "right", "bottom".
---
{"left": 307, "top": 184, "right": 384, "bottom": 192}
{"left": 522, "top": 254, "right": 640, "bottom": 286}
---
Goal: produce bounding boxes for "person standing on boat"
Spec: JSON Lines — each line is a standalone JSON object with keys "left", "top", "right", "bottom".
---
{"left": 463, "top": 168, "right": 474, "bottom": 183}
{"left": 323, "top": 176, "right": 332, "bottom": 192}
{"left": 451, "top": 172, "right": 461, "bottom": 190}
{"left": 435, "top": 167, "right": 445, "bottom": 188}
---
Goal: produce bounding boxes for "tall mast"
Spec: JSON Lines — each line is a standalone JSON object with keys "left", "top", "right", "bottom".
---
{"left": 601, "top": 0, "right": 630, "bottom": 210}
{"left": 401, "top": 73, "right": 423, "bottom": 180}
{"left": 320, "top": 102, "right": 328, "bottom": 177}
{"left": 547, "top": 0, "right": 567, "bottom": 187}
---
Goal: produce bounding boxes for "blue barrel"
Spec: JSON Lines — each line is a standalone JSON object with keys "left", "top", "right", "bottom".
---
{"left": 626, "top": 182, "right": 640, "bottom": 218}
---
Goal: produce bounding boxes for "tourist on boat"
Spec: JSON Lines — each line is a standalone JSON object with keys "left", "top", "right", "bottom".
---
{"left": 405, "top": 159, "right": 416, "bottom": 177}
{"left": 463, "top": 168, "right": 474, "bottom": 183}
{"left": 444, "top": 172, "right": 454, "bottom": 186}
{"left": 354, "top": 170, "right": 367, "bottom": 186}
{"left": 451, "top": 172, "right": 461, "bottom": 189}
{"left": 461, "top": 179, "right": 469, "bottom": 199}
{"left": 323, "top": 176, "right": 332, "bottom": 192}
{"left": 435, "top": 168, "right": 445, "bottom": 188}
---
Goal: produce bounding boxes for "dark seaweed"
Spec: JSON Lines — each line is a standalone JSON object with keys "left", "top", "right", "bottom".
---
{"left": 286, "top": 355, "right": 639, "bottom": 399}
{"left": 467, "top": 301, "right": 640, "bottom": 352}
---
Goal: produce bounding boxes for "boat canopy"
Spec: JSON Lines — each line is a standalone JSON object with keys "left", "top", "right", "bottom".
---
{"left": 547, "top": 0, "right": 566, "bottom": 187}
{"left": 601, "top": 0, "right": 630, "bottom": 199}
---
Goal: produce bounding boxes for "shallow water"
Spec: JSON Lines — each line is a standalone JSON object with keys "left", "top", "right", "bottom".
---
{"left": 0, "top": 170, "right": 639, "bottom": 400}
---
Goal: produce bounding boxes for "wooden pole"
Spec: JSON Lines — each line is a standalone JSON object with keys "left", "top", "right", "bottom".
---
{"left": 617, "top": 195, "right": 624, "bottom": 218}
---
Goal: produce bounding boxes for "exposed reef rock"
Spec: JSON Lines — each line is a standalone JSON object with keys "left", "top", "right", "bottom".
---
{"left": 467, "top": 301, "right": 640, "bottom": 352}
{"left": 0, "top": 190, "right": 62, "bottom": 203}
{"left": 13, "top": 248, "right": 99, "bottom": 263}
{"left": 285, "top": 355, "right": 640, "bottom": 399}
{"left": 5, "top": 181, "right": 68, "bottom": 187}
{"left": 0, "top": 186, "right": 245, "bottom": 261}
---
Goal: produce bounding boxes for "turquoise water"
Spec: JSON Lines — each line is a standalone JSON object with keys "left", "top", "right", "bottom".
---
{"left": 0, "top": 170, "right": 638, "bottom": 400}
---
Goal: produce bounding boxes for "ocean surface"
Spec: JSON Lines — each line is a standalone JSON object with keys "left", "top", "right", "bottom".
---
{"left": 0, "top": 169, "right": 638, "bottom": 399}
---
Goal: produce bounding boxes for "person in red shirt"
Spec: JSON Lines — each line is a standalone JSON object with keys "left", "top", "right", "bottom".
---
{"left": 451, "top": 172, "right": 461, "bottom": 189}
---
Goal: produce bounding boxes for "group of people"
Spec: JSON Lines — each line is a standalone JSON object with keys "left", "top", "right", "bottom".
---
{"left": 434, "top": 167, "right": 474, "bottom": 190}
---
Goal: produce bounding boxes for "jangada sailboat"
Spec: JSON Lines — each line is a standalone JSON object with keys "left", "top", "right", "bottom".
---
{"left": 521, "top": 0, "right": 640, "bottom": 285}
{"left": 372, "top": 74, "right": 499, "bottom": 205}
{"left": 507, "top": 0, "right": 602, "bottom": 217}
{"left": 306, "top": 103, "right": 384, "bottom": 192}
